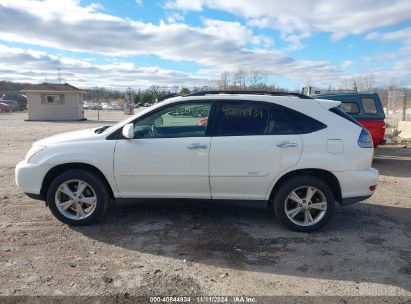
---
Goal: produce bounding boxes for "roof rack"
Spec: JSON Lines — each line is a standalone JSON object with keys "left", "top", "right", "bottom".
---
{"left": 156, "top": 93, "right": 180, "bottom": 102}
{"left": 184, "top": 90, "right": 313, "bottom": 99}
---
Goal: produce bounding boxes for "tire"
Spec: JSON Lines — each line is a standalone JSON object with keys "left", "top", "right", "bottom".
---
{"left": 46, "top": 169, "right": 110, "bottom": 225}
{"left": 272, "top": 175, "right": 335, "bottom": 232}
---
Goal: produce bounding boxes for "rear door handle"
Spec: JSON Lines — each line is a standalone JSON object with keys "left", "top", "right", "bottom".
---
{"left": 187, "top": 143, "right": 208, "bottom": 150}
{"left": 276, "top": 141, "right": 298, "bottom": 148}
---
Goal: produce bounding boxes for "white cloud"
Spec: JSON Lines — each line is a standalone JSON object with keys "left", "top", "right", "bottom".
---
{"left": 201, "top": 18, "right": 273, "bottom": 47}
{"left": 366, "top": 27, "right": 411, "bottom": 55}
{"left": 0, "top": 0, "right": 344, "bottom": 86}
{"left": 364, "top": 28, "right": 411, "bottom": 85}
{"left": 166, "top": 12, "right": 185, "bottom": 23}
{"left": 0, "top": 0, "right": 269, "bottom": 56}
{"left": 167, "top": 0, "right": 411, "bottom": 46}
{"left": 0, "top": 44, "right": 208, "bottom": 88}
{"left": 1, "top": 0, "right": 407, "bottom": 87}
{"left": 362, "top": 53, "right": 396, "bottom": 62}
{"left": 341, "top": 60, "right": 353, "bottom": 69}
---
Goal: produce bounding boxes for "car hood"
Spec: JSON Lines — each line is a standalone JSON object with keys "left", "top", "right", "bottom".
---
{"left": 35, "top": 128, "right": 99, "bottom": 145}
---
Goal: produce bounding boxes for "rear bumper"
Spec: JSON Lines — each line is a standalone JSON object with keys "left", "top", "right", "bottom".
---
{"left": 340, "top": 195, "right": 372, "bottom": 206}
{"left": 334, "top": 168, "right": 378, "bottom": 205}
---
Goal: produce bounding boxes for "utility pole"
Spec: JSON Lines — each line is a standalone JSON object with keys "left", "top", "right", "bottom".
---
{"left": 96, "top": 86, "right": 100, "bottom": 120}
{"left": 403, "top": 88, "right": 407, "bottom": 121}
{"left": 57, "top": 68, "right": 61, "bottom": 84}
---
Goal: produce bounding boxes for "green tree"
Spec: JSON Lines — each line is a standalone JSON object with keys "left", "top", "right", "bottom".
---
{"left": 179, "top": 87, "right": 191, "bottom": 95}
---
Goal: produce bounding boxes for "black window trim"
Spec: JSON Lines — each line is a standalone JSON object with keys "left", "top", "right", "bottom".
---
{"left": 329, "top": 107, "right": 362, "bottom": 127}
{"left": 107, "top": 99, "right": 327, "bottom": 140}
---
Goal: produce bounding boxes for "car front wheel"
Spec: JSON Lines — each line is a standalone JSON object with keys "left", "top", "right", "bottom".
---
{"left": 272, "top": 175, "right": 335, "bottom": 232}
{"left": 46, "top": 169, "right": 109, "bottom": 225}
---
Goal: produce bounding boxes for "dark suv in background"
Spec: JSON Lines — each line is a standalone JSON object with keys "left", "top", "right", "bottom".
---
{"left": 316, "top": 93, "right": 385, "bottom": 146}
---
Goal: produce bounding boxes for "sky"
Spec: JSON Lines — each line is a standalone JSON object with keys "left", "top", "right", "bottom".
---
{"left": 0, "top": 0, "right": 410, "bottom": 90}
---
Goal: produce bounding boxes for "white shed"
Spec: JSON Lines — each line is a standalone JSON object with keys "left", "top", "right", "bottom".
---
{"left": 22, "top": 83, "right": 85, "bottom": 121}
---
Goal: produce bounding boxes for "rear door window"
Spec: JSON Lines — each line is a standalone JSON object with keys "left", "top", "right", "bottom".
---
{"left": 215, "top": 102, "right": 268, "bottom": 136}
{"left": 267, "top": 106, "right": 294, "bottom": 135}
{"left": 362, "top": 98, "right": 378, "bottom": 114}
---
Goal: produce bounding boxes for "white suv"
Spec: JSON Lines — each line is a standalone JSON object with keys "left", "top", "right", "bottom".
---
{"left": 15, "top": 92, "right": 378, "bottom": 232}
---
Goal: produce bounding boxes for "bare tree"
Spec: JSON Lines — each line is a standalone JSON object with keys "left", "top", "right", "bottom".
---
{"left": 248, "top": 70, "right": 265, "bottom": 89}
{"left": 337, "top": 73, "right": 376, "bottom": 92}
{"left": 214, "top": 69, "right": 285, "bottom": 92}
{"left": 217, "top": 71, "right": 230, "bottom": 90}
{"left": 232, "top": 68, "right": 247, "bottom": 90}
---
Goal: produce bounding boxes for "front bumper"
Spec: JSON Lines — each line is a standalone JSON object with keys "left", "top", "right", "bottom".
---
{"left": 334, "top": 168, "right": 379, "bottom": 205}
{"left": 15, "top": 161, "right": 53, "bottom": 198}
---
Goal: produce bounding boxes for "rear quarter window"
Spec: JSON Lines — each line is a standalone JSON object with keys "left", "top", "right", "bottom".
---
{"left": 362, "top": 98, "right": 378, "bottom": 114}
{"left": 282, "top": 107, "right": 326, "bottom": 134}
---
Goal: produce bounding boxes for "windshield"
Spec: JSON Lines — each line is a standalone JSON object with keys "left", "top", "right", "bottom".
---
{"left": 100, "top": 106, "right": 155, "bottom": 135}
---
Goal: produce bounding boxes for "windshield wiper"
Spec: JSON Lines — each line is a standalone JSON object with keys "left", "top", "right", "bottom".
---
{"left": 95, "top": 125, "right": 110, "bottom": 134}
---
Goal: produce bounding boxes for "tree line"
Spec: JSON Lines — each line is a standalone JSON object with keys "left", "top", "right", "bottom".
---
{"left": 1, "top": 70, "right": 408, "bottom": 108}
{"left": 82, "top": 70, "right": 289, "bottom": 104}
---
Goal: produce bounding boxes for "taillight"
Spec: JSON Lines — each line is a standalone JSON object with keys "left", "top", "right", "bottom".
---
{"left": 358, "top": 128, "right": 373, "bottom": 148}
{"left": 369, "top": 185, "right": 377, "bottom": 191}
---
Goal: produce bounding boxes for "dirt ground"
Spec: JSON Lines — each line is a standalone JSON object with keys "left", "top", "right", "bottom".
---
{"left": 0, "top": 111, "right": 410, "bottom": 301}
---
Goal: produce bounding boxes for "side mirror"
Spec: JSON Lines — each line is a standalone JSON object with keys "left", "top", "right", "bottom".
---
{"left": 122, "top": 123, "right": 134, "bottom": 139}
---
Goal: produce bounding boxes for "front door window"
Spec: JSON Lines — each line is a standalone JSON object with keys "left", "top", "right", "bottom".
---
{"left": 133, "top": 102, "right": 211, "bottom": 138}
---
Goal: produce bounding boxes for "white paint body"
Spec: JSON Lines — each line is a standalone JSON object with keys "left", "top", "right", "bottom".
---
{"left": 15, "top": 94, "right": 378, "bottom": 203}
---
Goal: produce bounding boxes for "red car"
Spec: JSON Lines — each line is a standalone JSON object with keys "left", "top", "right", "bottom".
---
{"left": 197, "top": 117, "right": 208, "bottom": 126}
{"left": 0, "top": 102, "right": 11, "bottom": 113}
{"left": 1, "top": 100, "right": 20, "bottom": 112}
{"left": 316, "top": 93, "right": 385, "bottom": 146}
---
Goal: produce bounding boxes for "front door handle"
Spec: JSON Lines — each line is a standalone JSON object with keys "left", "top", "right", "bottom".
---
{"left": 276, "top": 141, "right": 298, "bottom": 148}
{"left": 187, "top": 143, "right": 208, "bottom": 150}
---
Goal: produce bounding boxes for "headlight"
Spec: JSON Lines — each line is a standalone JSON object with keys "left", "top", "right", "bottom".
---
{"left": 25, "top": 145, "right": 46, "bottom": 163}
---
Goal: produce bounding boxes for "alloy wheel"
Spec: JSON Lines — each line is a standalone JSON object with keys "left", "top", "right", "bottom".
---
{"left": 55, "top": 179, "right": 97, "bottom": 220}
{"left": 284, "top": 186, "right": 327, "bottom": 227}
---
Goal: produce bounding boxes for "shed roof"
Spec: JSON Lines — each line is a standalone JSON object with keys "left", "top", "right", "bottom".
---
{"left": 22, "top": 83, "right": 82, "bottom": 92}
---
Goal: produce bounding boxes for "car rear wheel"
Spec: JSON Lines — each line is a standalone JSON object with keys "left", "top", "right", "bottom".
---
{"left": 46, "top": 169, "right": 109, "bottom": 225}
{"left": 272, "top": 175, "right": 335, "bottom": 232}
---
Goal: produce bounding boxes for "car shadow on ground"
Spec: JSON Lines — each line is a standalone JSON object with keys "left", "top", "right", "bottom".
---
{"left": 73, "top": 198, "right": 411, "bottom": 292}
{"left": 373, "top": 147, "right": 411, "bottom": 178}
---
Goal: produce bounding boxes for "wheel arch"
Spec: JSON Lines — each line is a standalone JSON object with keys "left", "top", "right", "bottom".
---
{"left": 40, "top": 163, "right": 115, "bottom": 202}
{"left": 268, "top": 168, "right": 342, "bottom": 205}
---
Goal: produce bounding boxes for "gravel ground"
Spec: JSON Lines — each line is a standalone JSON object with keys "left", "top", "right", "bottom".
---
{"left": 0, "top": 111, "right": 410, "bottom": 302}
